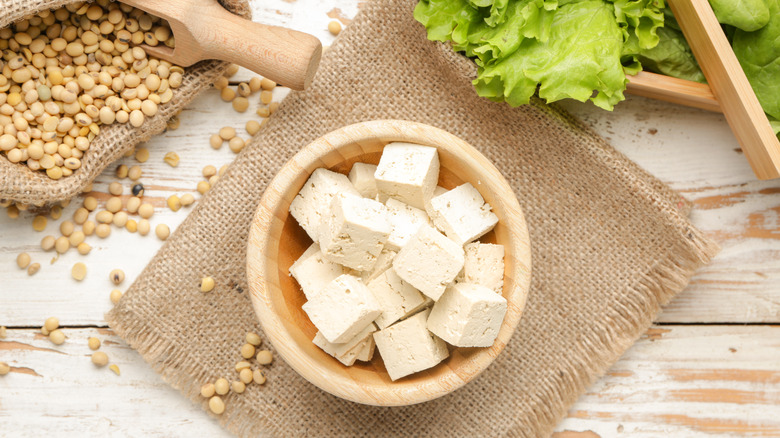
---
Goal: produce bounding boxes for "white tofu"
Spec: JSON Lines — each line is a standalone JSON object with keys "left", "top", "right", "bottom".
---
{"left": 316, "top": 336, "right": 365, "bottom": 366}
{"left": 312, "top": 323, "right": 377, "bottom": 366}
{"left": 402, "top": 296, "right": 434, "bottom": 319}
{"left": 458, "top": 243, "right": 505, "bottom": 293}
{"left": 289, "top": 168, "right": 360, "bottom": 242}
{"left": 425, "top": 186, "right": 449, "bottom": 212}
{"left": 289, "top": 243, "right": 345, "bottom": 299}
{"left": 392, "top": 224, "right": 464, "bottom": 301}
{"left": 348, "top": 162, "right": 379, "bottom": 198}
{"left": 302, "top": 274, "right": 381, "bottom": 343}
{"left": 384, "top": 198, "right": 430, "bottom": 251}
{"left": 426, "top": 283, "right": 507, "bottom": 347}
{"left": 373, "top": 309, "right": 449, "bottom": 381}
{"left": 374, "top": 143, "right": 439, "bottom": 210}
{"left": 367, "top": 269, "right": 427, "bottom": 329}
{"left": 360, "top": 248, "right": 397, "bottom": 283}
{"left": 319, "top": 194, "right": 392, "bottom": 271}
{"left": 356, "top": 335, "right": 376, "bottom": 362}
{"left": 427, "top": 183, "right": 499, "bottom": 245}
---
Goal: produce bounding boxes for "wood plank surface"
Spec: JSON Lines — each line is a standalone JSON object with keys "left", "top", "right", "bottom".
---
{"left": 1, "top": 326, "right": 777, "bottom": 436}
{"left": 554, "top": 325, "right": 780, "bottom": 437}
{"left": 1, "top": 0, "right": 779, "bottom": 436}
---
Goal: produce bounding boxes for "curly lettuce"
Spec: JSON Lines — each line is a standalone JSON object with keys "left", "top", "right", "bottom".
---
{"left": 414, "top": 0, "right": 666, "bottom": 110}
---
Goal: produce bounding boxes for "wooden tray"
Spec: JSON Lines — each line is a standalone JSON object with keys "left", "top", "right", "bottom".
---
{"left": 623, "top": 0, "right": 780, "bottom": 180}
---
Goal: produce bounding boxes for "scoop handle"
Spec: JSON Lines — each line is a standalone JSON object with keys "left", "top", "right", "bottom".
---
{"left": 196, "top": 6, "right": 322, "bottom": 90}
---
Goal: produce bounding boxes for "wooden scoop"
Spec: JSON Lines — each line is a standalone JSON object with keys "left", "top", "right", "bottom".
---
{"left": 121, "top": 0, "right": 322, "bottom": 91}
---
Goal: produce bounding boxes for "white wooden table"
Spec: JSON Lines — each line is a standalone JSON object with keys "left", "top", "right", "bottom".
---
{"left": 2, "top": 1, "right": 780, "bottom": 436}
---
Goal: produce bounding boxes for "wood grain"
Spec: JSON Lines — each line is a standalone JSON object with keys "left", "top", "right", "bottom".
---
{"left": 0, "top": 326, "right": 777, "bottom": 436}
{"left": 247, "top": 120, "right": 532, "bottom": 405}
{"left": 555, "top": 325, "right": 780, "bottom": 437}
{"left": 626, "top": 71, "right": 721, "bottom": 113}
{"left": 1, "top": 0, "right": 779, "bottom": 433}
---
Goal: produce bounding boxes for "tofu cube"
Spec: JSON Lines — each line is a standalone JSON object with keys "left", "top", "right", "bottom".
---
{"left": 427, "top": 283, "right": 507, "bottom": 347}
{"left": 348, "top": 162, "right": 379, "bottom": 199}
{"left": 374, "top": 143, "right": 439, "bottom": 210}
{"left": 302, "top": 274, "right": 381, "bottom": 343}
{"left": 385, "top": 198, "right": 430, "bottom": 251}
{"left": 289, "top": 169, "right": 360, "bottom": 242}
{"left": 313, "top": 323, "right": 377, "bottom": 366}
{"left": 427, "top": 183, "right": 499, "bottom": 245}
{"left": 360, "top": 248, "right": 397, "bottom": 283}
{"left": 392, "top": 224, "right": 464, "bottom": 301}
{"left": 367, "top": 269, "right": 427, "bottom": 329}
{"left": 373, "top": 309, "right": 449, "bottom": 381}
{"left": 356, "top": 335, "right": 376, "bottom": 362}
{"left": 319, "top": 194, "right": 392, "bottom": 271}
{"left": 457, "top": 243, "right": 505, "bottom": 293}
{"left": 290, "top": 243, "right": 345, "bottom": 299}
{"left": 402, "top": 296, "right": 434, "bottom": 319}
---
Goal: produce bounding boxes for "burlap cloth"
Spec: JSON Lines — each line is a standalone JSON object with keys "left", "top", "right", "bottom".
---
{"left": 106, "top": 0, "right": 720, "bottom": 435}
{"left": 0, "top": 0, "right": 250, "bottom": 206}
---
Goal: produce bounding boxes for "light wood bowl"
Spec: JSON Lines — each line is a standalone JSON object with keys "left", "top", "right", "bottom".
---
{"left": 247, "top": 120, "right": 532, "bottom": 406}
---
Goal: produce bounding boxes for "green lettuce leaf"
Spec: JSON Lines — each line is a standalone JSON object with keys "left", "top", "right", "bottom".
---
{"left": 637, "top": 26, "right": 705, "bottom": 83}
{"left": 733, "top": 0, "right": 780, "bottom": 120}
{"left": 414, "top": 0, "right": 665, "bottom": 110}
{"left": 474, "top": 1, "right": 627, "bottom": 110}
{"left": 466, "top": 0, "right": 557, "bottom": 62}
{"left": 413, "top": 0, "right": 482, "bottom": 44}
{"left": 709, "top": 0, "right": 770, "bottom": 32}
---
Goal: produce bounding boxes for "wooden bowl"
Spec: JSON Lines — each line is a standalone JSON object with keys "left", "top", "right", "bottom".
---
{"left": 247, "top": 120, "right": 532, "bottom": 406}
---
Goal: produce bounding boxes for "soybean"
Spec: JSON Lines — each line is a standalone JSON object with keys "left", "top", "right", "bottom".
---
{"left": 240, "top": 343, "right": 256, "bottom": 359}
{"left": 246, "top": 332, "right": 262, "bottom": 347}
{"left": 71, "top": 262, "right": 87, "bottom": 281}
{"left": 49, "top": 329, "right": 66, "bottom": 345}
{"left": 110, "top": 289, "right": 123, "bottom": 305}
{"left": 155, "top": 224, "right": 170, "bottom": 240}
{"left": 256, "top": 350, "right": 273, "bottom": 365}
{"left": 328, "top": 21, "right": 342, "bottom": 36}
{"left": 27, "top": 263, "right": 41, "bottom": 276}
{"left": 41, "top": 235, "right": 56, "bottom": 251}
{"left": 209, "top": 396, "right": 225, "bottom": 415}
{"left": 214, "top": 378, "right": 230, "bottom": 395}
{"left": 200, "top": 276, "right": 215, "bottom": 293}
{"left": 16, "top": 253, "right": 31, "bottom": 269}
{"left": 246, "top": 120, "right": 262, "bottom": 136}
{"left": 138, "top": 203, "right": 154, "bottom": 219}
{"left": 201, "top": 383, "right": 216, "bottom": 398}
{"left": 110, "top": 269, "right": 125, "bottom": 285}
{"left": 91, "top": 351, "right": 109, "bottom": 367}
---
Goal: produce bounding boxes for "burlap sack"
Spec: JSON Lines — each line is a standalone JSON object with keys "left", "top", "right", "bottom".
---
{"left": 0, "top": 0, "right": 250, "bottom": 206}
{"left": 106, "top": 0, "right": 720, "bottom": 435}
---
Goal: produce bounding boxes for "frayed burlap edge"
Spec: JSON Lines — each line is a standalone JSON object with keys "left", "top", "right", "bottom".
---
{"left": 502, "top": 210, "right": 719, "bottom": 437}
{"left": 105, "top": 0, "right": 720, "bottom": 433}
{"left": 108, "top": 230, "right": 718, "bottom": 438}
{"left": 0, "top": 0, "right": 251, "bottom": 206}
{"left": 106, "top": 104, "right": 719, "bottom": 438}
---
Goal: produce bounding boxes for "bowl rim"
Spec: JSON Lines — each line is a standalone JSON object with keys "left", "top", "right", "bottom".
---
{"left": 247, "top": 120, "right": 532, "bottom": 406}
